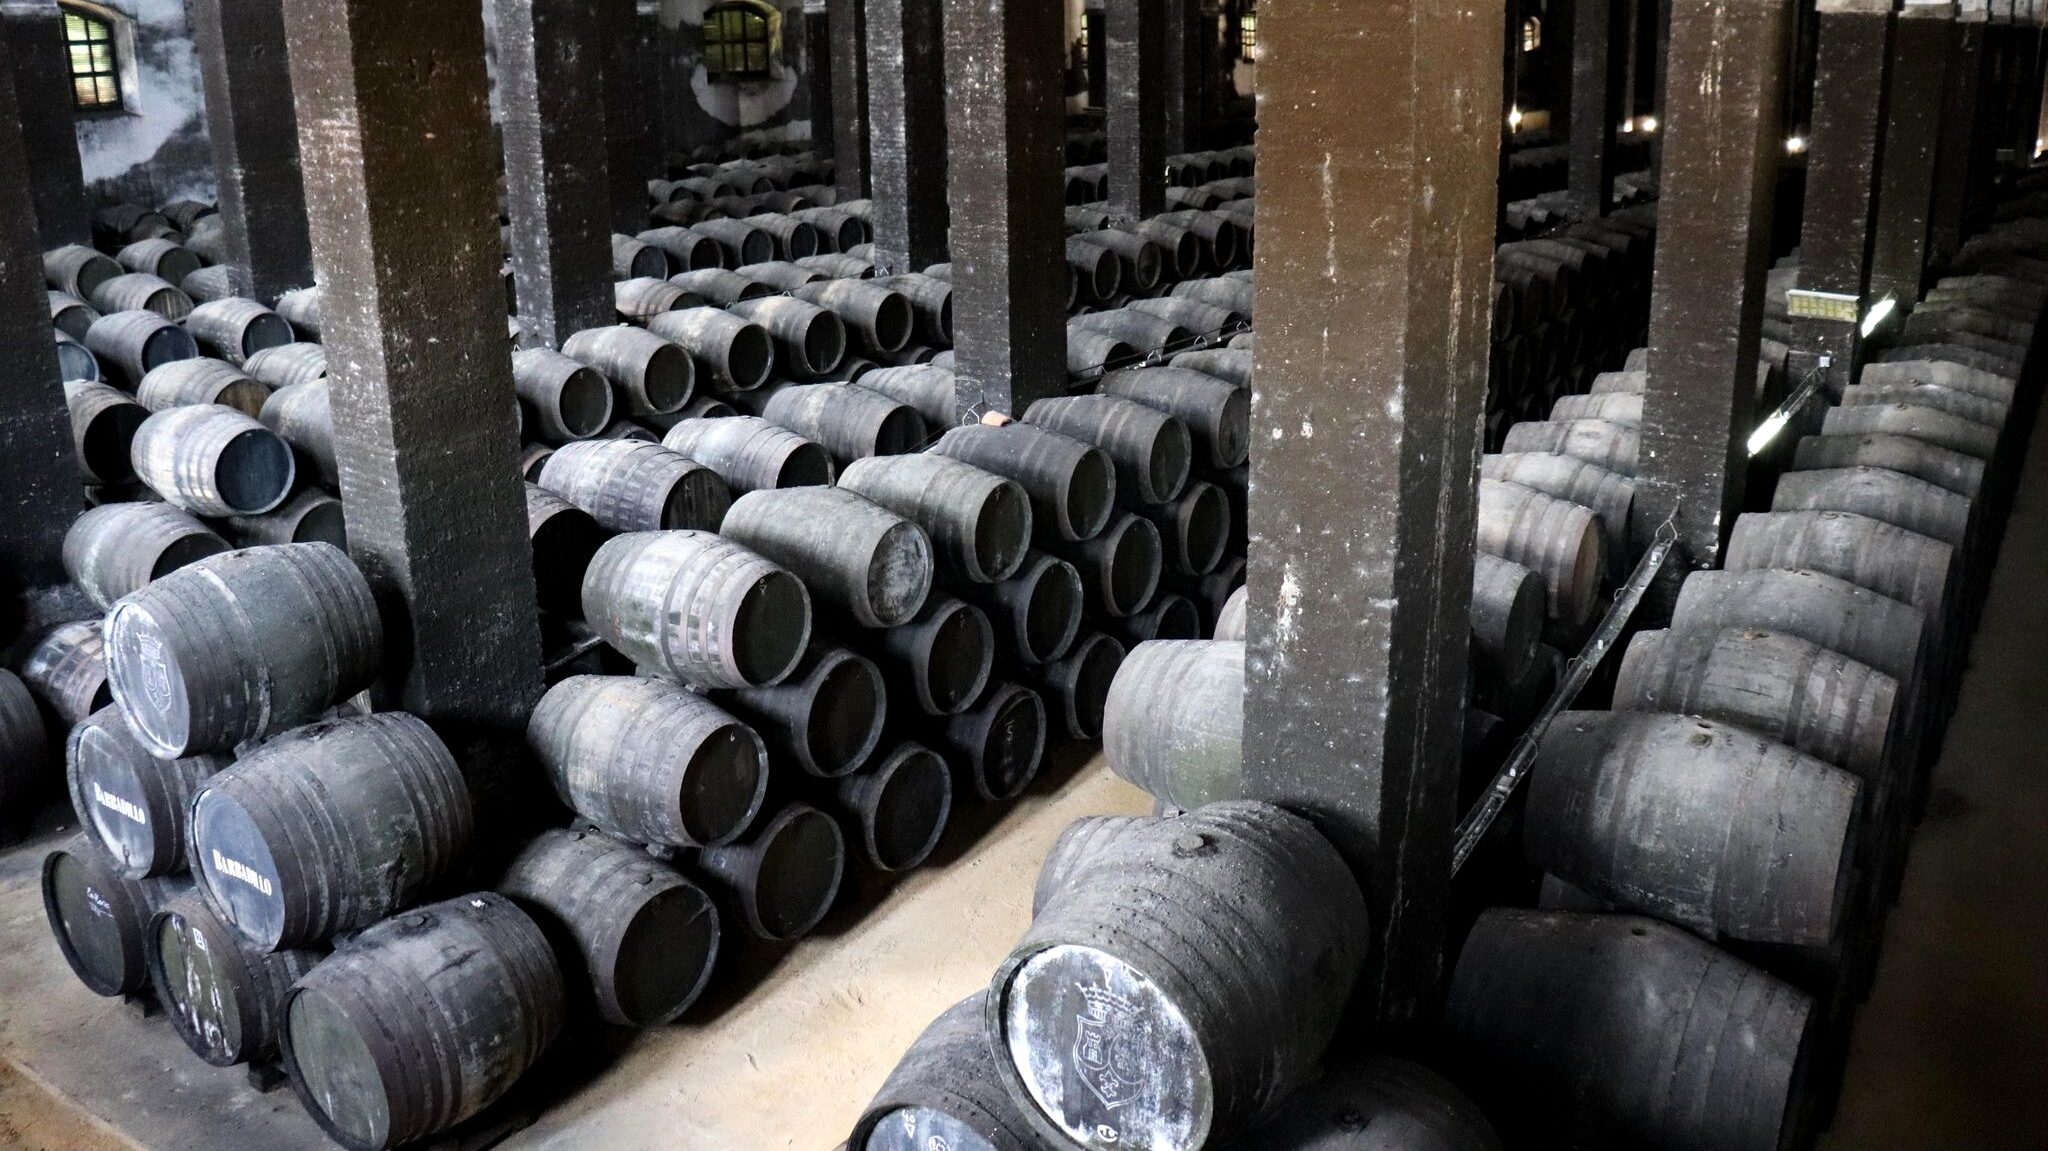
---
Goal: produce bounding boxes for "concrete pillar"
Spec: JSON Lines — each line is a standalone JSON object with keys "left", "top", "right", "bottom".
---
{"left": 0, "top": 33, "right": 72, "bottom": 638}
{"left": 866, "top": 0, "right": 948, "bottom": 274}
{"left": 1106, "top": 0, "right": 1167, "bottom": 222}
{"left": 829, "top": 0, "right": 870, "bottom": 198}
{"left": 281, "top": 0, "right": 544, "bottom": 739}
{"left": 1633, "top": 0, "right": 1788, "bottom": 602}
{"left": 1788, "top": 0, "right": 1893, "bottom": 398}
{"left": 1871, "top": 2, "right": 1953, "bottom": 308}
{"left": 601, "top": 0, "right": 659, "bottom": 236}
{"left": 1161, "top": 0, "right": 1200, "bottom": 153}
{"left": 1245, "top": 0, "right": 1501, "bottom": 1026}
{"left": 806, "top": 6, "right": 835, "bottom": 159}
{"left": 943, "top": 0, "right": 1067, "bottom": 420}
{"left": 1, "top": 0, "right": 88, "bottom": 248}
{"left": 190, "top": 0, "right": 316, "bottom": 304}
{"left": 1569, "top": 0, "right": 1627, "bottom": 216}
{"left": 1650, "top": 0, "right": 1672, "bottom": 174}
{"left": 497, "top": 0, "right": 617, "bottom": 349}
{"left": 1929, "top": 2, "right": 1990, "bottom": 265}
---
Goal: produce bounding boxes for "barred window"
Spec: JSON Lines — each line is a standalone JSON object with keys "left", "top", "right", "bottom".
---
{"left": 63, "top": 5, "right": 121, "bottom": 110}
{"left": 704, "top": 1, "right": 777, "bottom": 81}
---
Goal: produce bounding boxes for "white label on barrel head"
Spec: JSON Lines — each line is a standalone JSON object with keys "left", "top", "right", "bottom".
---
{"left": 211, "top": 850, "right": 274, "bottom": 897}
{"left": 91, "top": 781, "right": 149, "bottom": 826}
{"left": 137, "top": 629, "right": 174, "bottom": 713}
{"left": 85, "top": 885, "right": 113, "bottom": 919}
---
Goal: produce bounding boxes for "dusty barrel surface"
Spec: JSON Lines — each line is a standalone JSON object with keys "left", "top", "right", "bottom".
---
{"left": 281, "top": 893, "right": 565, "bottom": 1151}
{"left": 242, "top": 342, "right": 329, "bottom": 390}
{"left": 1047, "top": 511, "right": 1163, "bottom": 619}
{"left": 871, "top": 594, "right": 995, "bottom": 717}
{"left": 957, "top": 549, "right": 1086, "bottom": 670}
{"left": 274, "top": 286, "right": 323, "bottom": 338}
{"left": 830, "top": 742, "right": 954, "bottom": 872}
{"left": 581, "top": 530, "right": 811, "bottom": 689}
{"left": 1526, "top": 711, "right": 1862, "bottom": 946}
{"left": 1116, "top": 592, "right": 1203, "bottom": 645}
{"left": 1034, "top": 631, "right": 1126, "bottom": 740}
{"left": 1793, "top": 432, "right": 1985, "bottom": 498}
{"left": 86, "top": 309, "right": 198, "bottom": 385}
{"left": 136, "top": 358, "right": 268, "bottom": 416}
{"left": 1476, "top": 478, "right": 1605, "bottom": 628}
{"left": 1215, "top": 1058, "right": 1503, "bottom": 1151}
{"left": 1772, "top": 467, "right": 1972, "bottom": 548}
{"left": 932, "top": 423, "right": 1117, "bottom": 542}
{"left": 691, "top": 802, "right": 846, "bottom": 941}
{"left": 131, "top": 404, "right": 296, "bottom": 516}
{"left": 226, "top": 488, "right": 349, "bottom": 549}
{"left": 840, "top": 453, "right": 1032, "bottom": 584}
{"left": 992, "top": 802, "right": 1368, "bottom": 1151}
{"left": 1213, "top": 585, "right": 1248, "bottom": 641}
{"left": 720, "top": 487, "right": 935, "bottom": 628}
{"left": 18, "top": 620, "right": 113, "bottom": 727}
{"left": 1142, "top": 480, "right": 1230, "bottom": 578}
{"left": 91, "top": 272, "right": 194, "bottom": 321}
{"left": 1470, "top": 553, "right": 1545, "bottom": 681}
{"left": 513, "top": 348, "right": 615, "bottom": 443}
{"left": 1821, "top": 402, "right": 1999, "bottom": 461}
{"left": 43, "top": 838, "right": 189, "bottom": 996}
{"left": 105, "top": 543, "right": 383, "bottom": 757}
{"left": 1671, "top": 568, "right": 1926, "bottom": 688}
{"left": 523, "top": 484, "right": 607, "bottom": 614}
{"left": 639, "top": 225, "right": 727, "bottom": 271}
{"left": 45, "top": 243, "right": 123, "bottom": 299}
{"left": 1444, "top": 909, "right": 1813, "bottom": 1151}
{"left": 538, "top": 438, "right": 731, "bottom": 532}
{"left": 670, "top": 268, "right": 775, "bottom": 307}
{"left": 613, "top": 234, "right": 670, "bottom": 279}
{"left": 729, "top": 296, "right": 848, "bottom": 376}
{"left": 723, "top": 645, "right": 886, "bottom": 778}
{"left": 148, "top": 896, "right": 321, "bottom": 1066}
{"left": 1103, "top": 640, "right": 1245, "bottom": 809}
{"left": 1480, "top": 452, "right": 1636, "bottom": 579}
{"left": 1099, "top": 367, "right": 1251, "bottom": 471}
{"left": 850, "top": 364, "right": 958, "bottom": 427}
{"left": 872, "top": 273, "right": 952, "bottom": 345}
{"left": 792, "top": 279, "right": 914, "bottom": 354}
{"left": 190, "top": 713, "right": 472, "bottom": 950}
{"left": 64, "top": 379, "right": 148, "bottom": 483}
{"left": 497, "top": 828, "right": 721, "bottom": 1027}
{"left": 1, "top": 670, "right": 50, "bottom": 814}
{"left": 66, "top": 706, "right": 225, "bottom": 878}
{"left": 184, "top": 297, "right": 294, "bottom": 365}
{"left": 259, "top": 380, "right": 338, "bottom": 486}
{"left": 1724, "top": 510, "right": 1954, "bottom": 625}
{"left": 1500, "top": 417, "right": 1639, "bottom": 475}
{"left": 562, "top": 324, "right": 695, "bottom": 417}
{"left": 64, "top": 501, "right": 228, "bottom": 610}
{"left": 614, "top": 276, "right": 698, "bottom": 320}
{"left": 941, "top": 681, "right": 1048, "bottom": 801}
{"left": 529, "top": 675, "right": 767, "bottom": 848}
{"left": 660, "top": 415, "right": 835, "bottom": 492}
{"left": 849, "top": 996, "right": 1045, "bottom": 1151}
{"left": 1025, "top": 394, "right": 1192, "bottom": 508}
{"left": 761, "top": 383, "right": 926, "bottom": 465}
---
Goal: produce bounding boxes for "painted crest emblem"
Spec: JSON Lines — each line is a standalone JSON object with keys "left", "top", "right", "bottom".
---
{"left": 137, "top": 629, "right": 173, "bottom": 713}
{"left": 1072, "top": 984, "right": 1144, "bottom": 1111}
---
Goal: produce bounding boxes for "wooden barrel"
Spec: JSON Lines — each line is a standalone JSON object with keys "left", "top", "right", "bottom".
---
{"left": 522, "top": 484, "right": 606, "bottom": 614}
{"left": 639, "top": 226, "right": 727, "bottom": 271}
{"left": 1214, "top": 1058, "right": 1502, "bottom": 1150}
{"left": 941, "top": 682, "right": 1047, "bottom": 801}
{"left": 870, "top": 594, "right": 994, "bottom": 717}
{"left": 64, "top": 380, "right": 147, "bottom": 483}
{"left": 848, "top": 996, "right": 1043, "bottom": 1151}
{"left": 1499, "top": 417, "right": 1638, "bottom": 475}
{"left": 136, "top": 358, "right": 267, "bottom": 416}
{"left": 281, "top": 893, "right": 565, "bottom": 1151}
{"left": 259, "top": 379, "right": 338, "bottom": 487}
{"left": 612, "top": 233, "right": 670, "bottom": 279}
{"left": 761, "top": 383, "right": 925, "bottom": 465}
{"left": 561, "top": 324, "right": 696, "bottom": 417}
{"left": 614, "top": 276, "right": 697, "bottom": 320}
{"left": 242, "top": 341, "right": 329, "bottom": 389}
{"left": 1127, "top": 222, "right": 1203, "bottom": 281}
{"left": 44, "top": 243, "right": 122, "bottom": 300}
{"left": 85, "top": 309, "right": 198, "bottom": 386}
{"left": 670, "top": 268, "right": 775, "bottom": 307}
{"left": 91, "top": 272, "right": 194, "bottom": 321}
{"left": 116, "top": 239, "right": 201, "bottom": 286}
{"left": 932, "top": 423, "right": 1116, "bottom": 542}
{"left": 1099, "top": 367, "right": 1250, "bottom": 470}
{"left": 1213, "top": 585, "right": 1248, "bottom": 641}
{"left": 1168, "top": 346, "right": 1252, "bottom": 389}
{"left": 1792, "top": 432, "right": 1985, "bottom": 498}
{"left": 1477, "top": 478, "right": 1605, "bottom": 628}
{"left": 580, "top": 530, "right": 811, "bottom": 689}
{"left": 537, "top": 439, "right": 731, "bottom": 532}
{"left": 721, "top": 487, "right": 934, "bottom": 628}
{"left": 692, "top": 802, "right": 846, "bottom": 941}
{"left": 829, "top": 742, "right": 953, "bottom": 872}
{"left": 226, "top": 488, "right": 348, "bottom": 549}
{"left": 660, "top": 414, "right": 834, "bottom": 492}
{"left": 871, "top": 272, "right": 952, "bottom": 345}
{"left": 1047, "top": 511, "right": 1163, "bottom": 619}
{"left": 1025, "top": 395, "right": 1192, "bottom": 508}
{"left": 792, "top": 280, "right": 913, "bottom": 355}
{"left": 959, "top": 552, "right": 1084, "bottom": 669}
{"left": 497, "top": 828, "right": 720, "bottom": 1027}
{"left": 1724, "top": 510, "right": 1954, "bottom": 625}
{"left": 1103, "top": 639, "right": 1244, "bottom": 809}
{"left": 43, "top": 838, "right": 189, "bottom": 996}
{"left": 729, "top": 296, "right": 847, "bottom": 376}
{"left": 1842, "top": 381, "right": 2009, "bottom": 429}
{"left": 1859, "top": 357, "right": 2016, "bottom": 403}
{"left": 512, "top": 348, "right": 615, "bottom": 443}
{"left": 723, "top": 645, "right": 886, "bottom": 778}
{"left": 131, "top": 404, "right": 296, "bottom": 517}
{"left": 148, "top": 895, "right": 320, "bottom": 1065}
{"left": 66, "top": 706, "right": 225, "bottom": 878}
{"left": 849, "top": 363, "right": 956, "bottom": 428}
{"left": 1549, "top": 390, "right": 1642, "bottom": 423}
{"left": 1527, "top": 711, "right": 1862, "bottom": 946}
{"left": 63, "top": 501, "right": 228, "bottom": 610}
{"left": 841, "top": 454, "right": 1031, "bottom": 584}
{"left": 1034, "top": 631, "right": 1127, "bottom": 740}
{"left": 1114, "top": 591, "right": 1204, "bottom": 646}
{"left": 992, "top": 802, "right": 1367, "bottom": 1151}
{"left": 1445, "top": 909, "right": 1813, "bottom": 1151}
{"left": 1821, "top": 403, "right": 1998, "bottom": 461}
{"left": 105, "top": 543, "right": 382, "bottom": 757}
{"left": 1, "top": 670, "right": 50, "bottom": 816}
{"left": 18, "top": 619, "right": 111, "bottom": 727}
{"left": 1471, "top": 553, "right": 1545, "bottom": 682}
{"left": 1068, "top": 328, "right": 1139, "bottom": 376}
{"left": 1670, "top": 569, "right": 1926, "bottom": 687}
{"left": 49, "top": 289, "right": 100, "bottom": 342}
{"left": 274, "top": 286, "right": 323, "bottom": 338}
{"left": 529, "top": 675, "right": 767, "bottom": 847}
{"left": 191, "top": 713, "right": 471, "bottom": 949}
{"left": 1478, "top": 453, "right": 1628, "bottom": 573}
{"left": 183, "top": 297, "right": 293, "bottom": 366}
{"left": 1772, "top": 467, "right": 1972, "bottom": 548}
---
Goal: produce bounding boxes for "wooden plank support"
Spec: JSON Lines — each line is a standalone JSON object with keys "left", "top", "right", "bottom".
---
{"left": 0, "top": 0, "right": 88, "bottom": 248}
{"left": 1928, "top": 1, "right": 1991, "bottom": 265}
{"left": 281, "top": 0, "right": 544, "bottom": 742}
{"left": 497, "top": 0, "right": 617, "bottom": 348}
{"left": 866, "top": 0, "right": 948, "bottom": 274}
{"left": 829, "top": 0, "right": 871, "bottom": 198}
{"left": 1106, "top": 0, "right": 1167, "bottom": 222}
{"left": 1790, "top": 0, "right": 1895, "bottom": 398}
{"left": 1870, "top": 1, "right": 1955, "bottom": 309}
{"left": 943, "top": 0, "right": 1067, "bottom": 420}
{"left": 1568, "top": 0, "right": 1627, "bottom": 216}
{"left": 1632, "top": 0, "right": 1789, "bottom": 607}
{"left": 190, "top": 0, "right": 316, "bottom": 303}
{"left": 1244, "top": 0, "right": 1502, "bottom": 1026}
{"left": 600, "top": 0, "right": 659, "bottom": 236}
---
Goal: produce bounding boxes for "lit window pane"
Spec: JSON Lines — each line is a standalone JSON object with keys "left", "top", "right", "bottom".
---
{"left": 91, "top": 44, "right": 113, "bottom": 71}
{"left": 95, "top": 77, "right": 117, "bottom": 105}
{"left": 74, "top": 77, "right": 96, "bottom": 105}
{"left": 64, "top": 13, "right": 85, "bottom": 39}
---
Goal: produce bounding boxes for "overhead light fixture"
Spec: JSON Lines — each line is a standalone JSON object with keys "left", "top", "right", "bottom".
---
{"left": 1638, "top": 116, "right": 1658, "bottom": 133}
{"left": 1746, "top": 413, "right": 1791, "bottom": 457}
{"left": 1508, "top": 106, "right": 1524, "bottom": 130}
{"left": 1620, "top": 118, "right": 1636, "bottom": 134}
{"left": 1785, "top": 135, "right": 1808, "bottom": 154}
{"left": 1861, "top": 295, "right": 1897, "bottom": 338}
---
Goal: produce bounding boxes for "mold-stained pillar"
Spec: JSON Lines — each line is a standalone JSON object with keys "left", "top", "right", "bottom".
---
{"left": 281, "top": 0, "right": 544, "bottom": 739}
{"left": 1928, "top": 1, "right": 1990, "bottom": 265}
{"left": 1161, "top": 0, "right": 1201, "bottom": 153}
{"left": 1870, "top": 1, "right": 1953, "bottom": 308}
{"left": 1106, "top": 0, "right": 1167, "bottom": 222}
{"left": 1, "top": 0, "right": 89, "bottom": 248}
{"left": 943, "top": 0, "right": 1068, "bottom": 420}
{"left": 496, "top": 0, "right": 618, "bottom": 348}
{"left": 866, "top": 0, "right": 948, "bottom": 274}
{"left": 1244, "top": 0, "right": 1502, "bottom": 1026}
{"left": 190, "top": 0, "right": 317, "bottom": 303}
{"left": 829, "top": 0, "right": 871, "bottom": 198}
{"left": 600, "top": 0, "right": 659, "bottom": 235}
{"left": 1633, "top": 0, "right": 1789, "bottom": 603}
{"left": 1568, "top": 0, "right": 1626, "bottom": 216}
{"left": 806, "top": 4, "right": 835, "bottom": 159}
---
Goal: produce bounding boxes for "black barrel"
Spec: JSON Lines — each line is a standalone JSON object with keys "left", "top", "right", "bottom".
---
{"left": 105, "top": 543, "right": 383, "bottom": 757}
{"left": 1499, "top": 417, "right": 1638, "bottom": 476}
{"left": 1113, "top": 592, "right": 1203, "bottom": 645}
{"left": 670, "top": 268, "right": 775, "bottom": 306}
{"left": 67, "top": 706, "right": 226, "bottom": 878}
{"left": 580, "top": 530, "right": 812, "bottom": 689}
{"left": 1102, "top": 639, "right": 1244, "bottom": 809}
{"left": 45, "top": 243, "right": 122, "bottom": 300}
{"left": 136, "top": 357, "right": 268, "bottom": 415}
{"left": 849, "top": 363, "right": 956, "bottom": 427}
{"left": 613, "top": 234, "right": 670, "bottom": 279}
{"left": 729, "top": 296, "right": 848, "bottom": 376}
{"left": 1480, "top": 452, "right": 1635, "bottom": 582}
{"left": 639, "top": 226, "right": 727, "bottom": 271}
{"left": 1098, "top": 367, "right": 1250, "bottom": 470}
{"left": 64, "top": 379, "right": 148, "bottom": 483}
{"left": 281, "top": 893, "right": 565, "bottom": 1151}
{"left": 1793, "top": 432, "right": 1985, "bottom": 499}
{"left": 522, "top": 484, "right": 605, "bottom": 615}
{"left": 872, "top": 272, "right": 952, "bottom": 345}
{"left": 792, "top": 279, "right": 914, "bottom": 355}
{"left": 932, "top": 423, "right": 1117, "bottom": 541}
{"left": 721, "top": 487, "right": 935, "bottom": 628}
{"left": 562, "top": 324, "right": 696, "bottom": 417}
{"left": 537, "top": 438, "right": 732, "bottom": 532}
{"left": 184, "top": 297, "right": 294, "bottom": 365}
{"left": 830, "top": 742, "right": 953, "bottom": 872}
{"left": 1470, "top": 553, "right": 1544, "bottom": 682}
{"left": 56, "top": 330, "right": 101, "bottom": 381}
{"left": 1526, "top": 712, "right": 1862, "bottom": 947}
{"left": 1, "top": 669, "right": 50, "bottom": 816}
{"left": 660, "top": 414, "right": 835, "bottom": 492}
{"left": 957, "top": 551, "right": 1085, "bottom": 666}
{"left": 18, "top": 619, "right": 113, "bottom": 726}
{"left": 226, "top": 488, "right": 349, "bottom": 549}
{"left": 941, "top": 682, "right": 1047, "bottom": 801}
{"left": 497, "top": 828, "right": 721, "bottom": 1026}
{"left": 840, "top": 453, "right": 1033, "bottom": 584}
{"left": 992, "top": 802, "right": 1368, "bottom": 1151}
{"left": 849, "top": 996, "right": 1043, "bottom": 1151}
{"left": 723, "top": 645, "right": 887, "bottom": 778}
{"left": 1215, "top": 1058, "right": 1503, "bottom": 1151}
{"left": 692, "top": 802, "right": 846, "bottom": 941}
{"left": 148, "top": 895, "right": 321, "bottom": 1065}
{"left": 191, "top": 713, "right": 472, "bottom": 949}
{"left": 513, "top": 348, "right": 615, "bottom": 443}
{"left": 1168, "top": 346, "right": 1252, "bottom": 389}
{"left": 760, "top": 383, "right": 926, "bottom": 465}
{"left": 871, "top": 593, "right": 994, "bottom": 717}
{"left": 63, "top": 500, "right": 229, "bottom": 610}
{"left": 1140, "top": 479, "right": 1229, "bottom": 578}
{"left": 1034, "top": 630, "right": 1126, "bottom": 740}
{"left": 130, "top": 404, "right": 297, "bottom": 517}
{"left": 43, "top": 838, "right": 188, "bottom": 996}
{"left": 1025, "top": 395, "right": 1192, "bottom": 508}
{"left": 1821, "top": 403, "right": 1997, "bottom": 461}
{"left": 86, "top": 309, "right": 198, "bottom": 386}
{"left": 1445, "top": 909, "right": 1813, "bottom": 1151}
{"left": 1670, "top": 568, "right": 1927, "bottom": 688}
{"left": 1046, "top": 511, "right": 1163, "bottom": 618}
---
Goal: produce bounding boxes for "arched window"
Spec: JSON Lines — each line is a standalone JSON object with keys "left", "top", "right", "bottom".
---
{"left": 61, "top": 2, "right": 122, "bottom": 110}
{"left": 1238, "top": 6, "right": 1257, "bottom": 62}
{"left": 703, "top": 0, "right": 779, "bottom": 82}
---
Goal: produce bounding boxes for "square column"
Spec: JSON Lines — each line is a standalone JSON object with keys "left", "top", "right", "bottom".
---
{"left": 1106, "top": 0, "right": 1167, "bottom": 222}
{"left": 866, "top": 0, "right": 948, "bottom": 274}
{"left": 1928, "top": 2, "right": 1990, "bottom": 265}
{"left": 190, "top": 0, "right": 317, "bottom": 303}
{"left": 1568, "top": 0, "right": 1627, "bottom": 217}
{"left": 601, "top": 0, "right": 659, "bottom": 236}
{"left": 1870, "top": 2, "right": 1954, "bottom": 309}
{"left": 829, "top": 0, "right": 871, "bottom": 198}
{"left": 1245, "top": 0, "right": 1502, "bottom": 1026}
{"left": 282, "top": 0, "right": 544, "bottom": 738}
{"left": 2, "top": 1, "right": 87, "bottom": 248}
{"left": 806, "top": 6, "right": 835, "bottom": 159}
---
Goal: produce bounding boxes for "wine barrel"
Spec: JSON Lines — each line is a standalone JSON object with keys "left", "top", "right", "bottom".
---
{"left": 1499, "top": 417, "right": 1638, "bottom": 476}
{"left": 562, "top": 324, "right": 696, "bottom": 417}
{"left": 1141, "top": 480, "right": 1229, "bottom": 578}
{"left": 1445, "top": 909, "right": 1813, "bottom": 1151}
{"left": 639, "top": 226, "right": 726, "bottom": 271}
{"left": 1068, "top": 328, "right": 1139, "bottom": 376}
{"left": 791, "top": 280, "right": 913, "bottom": 355}
{"left": 136, "top": 358, "right": 267, "bottom": 416}
{"left": 1072, "top": 230, "right": 1165, "bottom": 293}
{"left": 64, "top": 379, "right": 148, "bottom": 483}
{"left": 1724, "top": 510, "right": 1954, "bottom": 625}
{"left": 191, "top": 712, "right": 472, "bottom": 949}
{"left": 183, "top": 298, "right": 294, "bottom": 366}
{"left": 1477, "top": 478, "right": 1605, "bottom": 628}
{"left": 497, "top": 828, "right": 721, "bottom": 1026}
{"left": 1772, "top": 467, "right": 1972, "bottom": 549}
{"left": 86, "top": 309, "right": 198, "bottom": 386}
{"left": 529, "top": 675, "right": 767, "bottom": 848}
{"left": 660, "top": 414, "right": 834, "bottom": 492}
{"left": 692, "top": 802, "right": 846, "bottom": 941}
{"left": 941, "top": 682, "right": 1047, "bottom": 801}
{"left": 1471, "top": 553, "right": 1545, "bottom": 681}
{"left": 872, "top": 273, "right": 952, "bottom": 346}
{"left": 760, "top": 383, "right": 925, "bottom": 465}
{"left": 50, "top": 290, "right": 100, "bottom": 342}
{"left": 226, "top": 488, "right": 348, "bottom": 549}
{"left": 513, "top": 348, "right": 615, "bottom": 443}
{"left": 63, "top": 501, "right": 228, "bottom": 610}
{"left": 840, "top": 453, "right": 1032, "bottom": 584}
{"left": 721, "top": 487, "right": 934, "bottom": 628}
{"left": 91, "top": 272, "right": 194, "bottom": 321}
{"left": 1215, "top": 1058, "right": 1503, "bottom": 1151}
{"left": 1526, "top": 712, "right": 1862, "bottom": 946}
{"left": 56, "top": 330, "right": 102, "bottom": 382}
{"left": 830, "top": 742, "right": 954, "bottom": 872}
{"left": 43, "top": 838, "right": 189, "bottom": 996}
{"left": 1480, "top": 452, "right": 1635, "bottom": 580}
{"left": 281, "top": 893, "right": 565, "bottom": 1151}
{"left": 580, "top": 530, "right": 811, "bottom": 689}
{"left": 148, "top": 896, "right": 321, "bottom": 1065}
{"left": 105, "top": 543, "right": 383, "bottom": 757}
{"left": 1213, "top": 585, "right": 1248, "bottom": 641}
{"left": 1045, "top": 512, "right": 1163, "bottom": 619}
{"left": 956, "top": 551, "right": 1085, "bottom": 667}
{"left": 614, "top": 276, "right": 698, "bottom": 321}
{"left": 258, "top": 380, "right": 338, "bottom": 487}
{"left": 130, "top": 404, "right": 296, "bottom": 516}
{"left": 870, "top": 594, "right": 994, "bottom": 717}
{"left": 1670, "top": 568, "right": 1926, "bottom": 687}
{"left": 932, "top": 423, "right": 1116, "bottom": 542}
{"left": 849, "top": 363, "right": 956, "bottom": 428}
{"left": 1792, "top": 432, "right": 1984, "bottom": 499}
{"left": 242, "top": 341, "right": 329, "bottom": 389}
{"left": 522, "top": 484, "right": 607, "bottom": 614}
{"left": 44, "top": 243, "right": 122, "bottom": 300}
{"left": 1842, "top": 380, "right": 2009, "bottom": 430}
{"left": 537, "top": 438, "right": 731, "bottom": 532}
{"left": 274, "top": 286, "right": 323, "bottom": 338}
{"left": 1034, "top": 631, "right": 1126, "bottom": 740}
{"left": 1103, "top": 640, "right": 1244, "bottom": 809}
{"left": 848, "top": 996, "right": 1042, "bottom": 1151}
{"left": 66, "top": 706, "right": 225, "bottom": 878}
{"left": 670, "top": 268, "right": 775, "bottom": 307}
{"left": 1820, "top": 403, "right": 1998, "bottom": 461}
{"left": 1024, "top": 394, "right": 1191, "bottom": 507}
{"left": 1098, "top": 366, "right": 1250, "bottom": 470}
{"left": 1, "top": 670, "right": 50, "bottom": 816}
{"left": 17, "top": 619, "right": 112, "bottom": 727}
{"left": 723, "top": 645, "right": 887, "bottom": 778}
{"left": 991, "top": 802, "right": 1367, "bottom": 1151}
{"left": 729, "top": 296, "right": 847, "bottom": 376}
